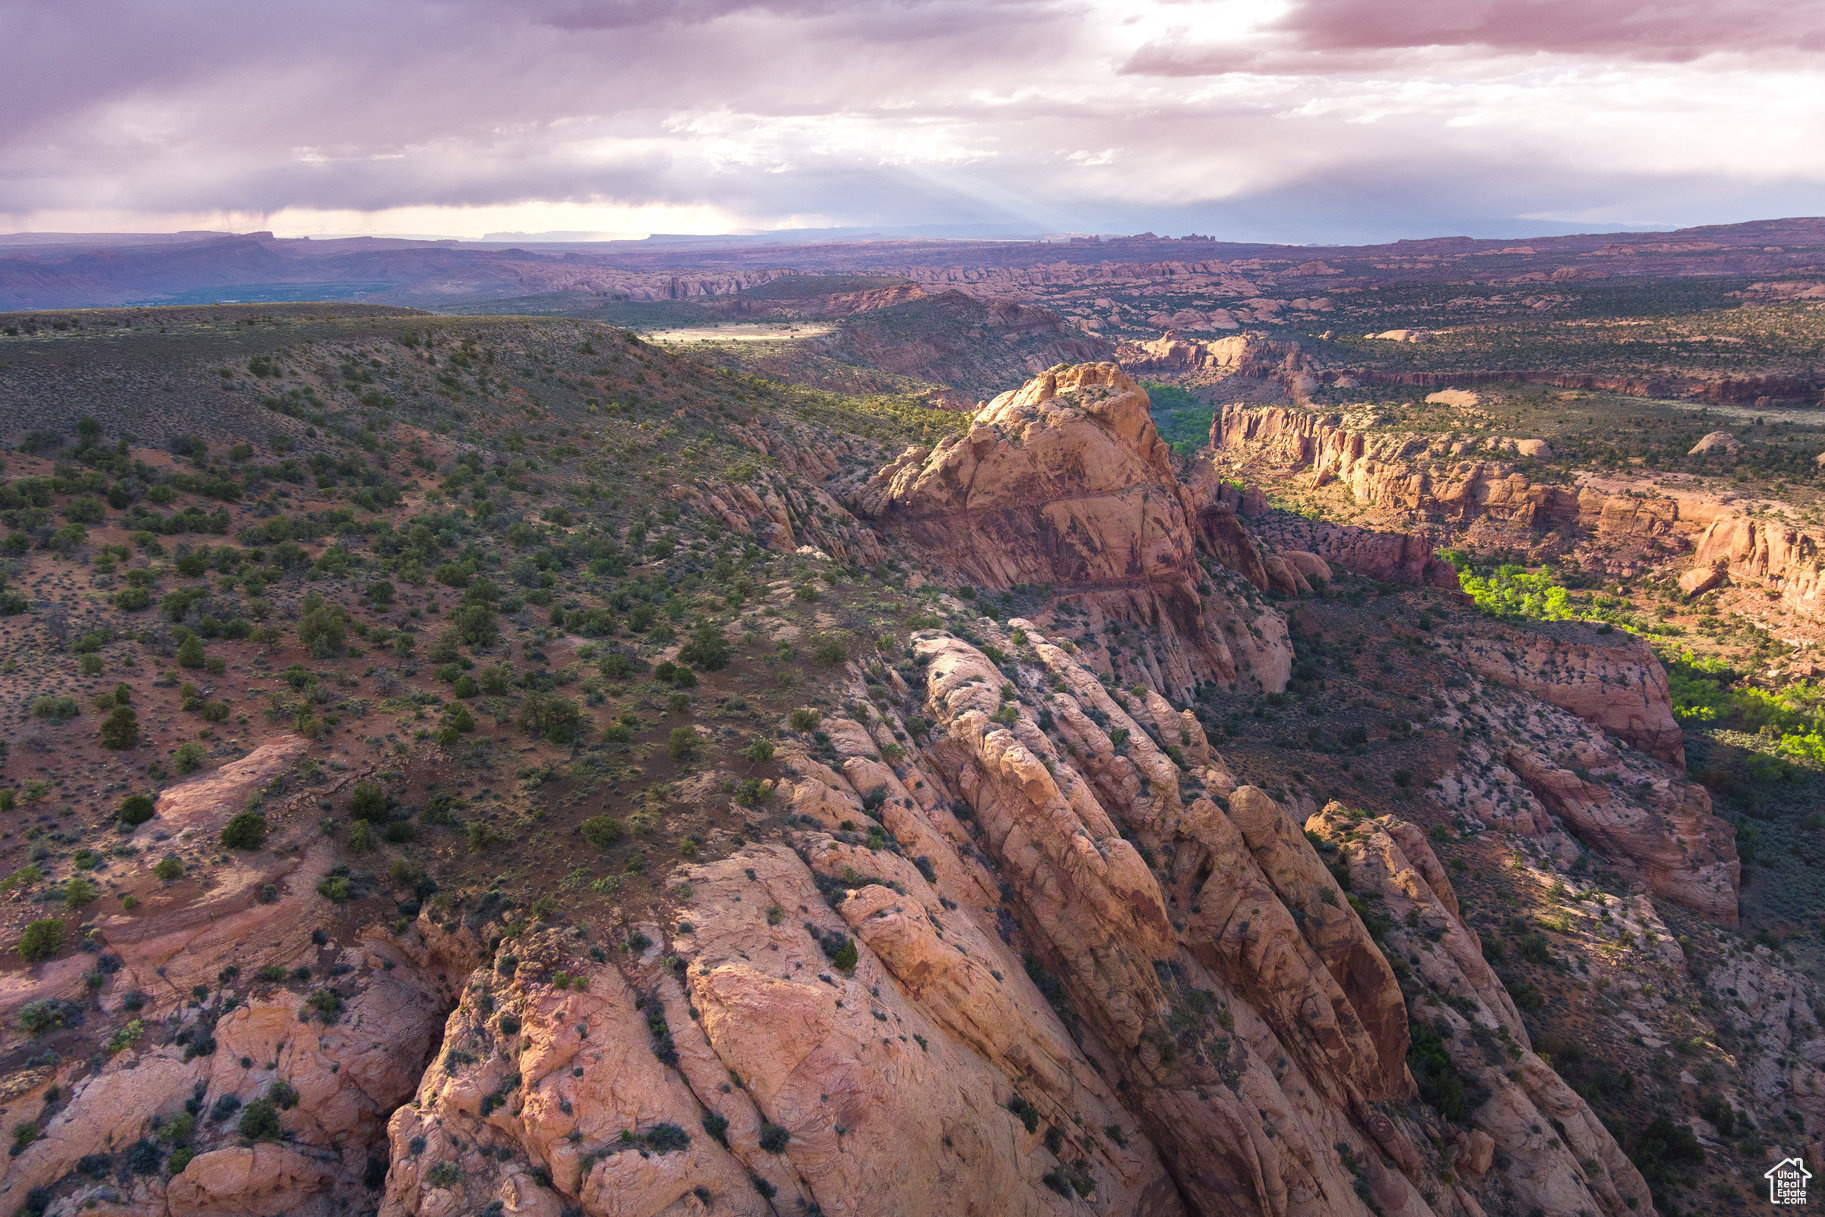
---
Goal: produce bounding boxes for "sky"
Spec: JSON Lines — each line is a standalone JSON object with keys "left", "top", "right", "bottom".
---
{"left": 1, "top": 0, "right": 1822, "bottom": 245}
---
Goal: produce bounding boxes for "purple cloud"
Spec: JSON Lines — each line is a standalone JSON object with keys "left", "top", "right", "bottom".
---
{"left": 0, "top": 0, "right": 1820, "bottom": 242}
{"left": 1124, "top": 0, "right": 1825, "bottom": 75}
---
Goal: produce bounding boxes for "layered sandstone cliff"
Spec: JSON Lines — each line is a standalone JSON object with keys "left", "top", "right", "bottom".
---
{"left": 1212, "top": 405, "right": 1686, "bottom": 549}
{"left": 852, "top": 364, "right": 1291, "bottom": 695}
{"left": 1120, "top": 331, "right": 1321, "bottom": 400}
{"left": 1427, "top": 665, "right": 1739, "bottom": 923}
{"left": 1688, "top": 512, "right": 1825, "bottom": 617}
{"left": 1447, "top": 623, "right": 1687, "bottom": 766}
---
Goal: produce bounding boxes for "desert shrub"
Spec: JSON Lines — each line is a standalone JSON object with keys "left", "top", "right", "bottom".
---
{"left": 519, "top": 692, "right": 582, "bottom": 744}
{"left": 1408, "top": 1023, "right": 1467, "bottom": 1123}
{"left": 176, "top": 635, "right": 206, "bottom": 669}
{"left": 348, "top": 781, "right": 388, "bottom": 821}
{"left": 17, "top": 918, "right": 64, "bottom": 962}
{"left": 451, "top": 603, "right": 499, "bottom": 648}
{"left": 676, "top": 620, "right": 731, "bottom": 671}
{"left": 653, "top": 661, "right": 697, "bottom": 688}
{"left": 637, "top": 1121, "right": 690, "bottom": 1151}
{"left": 758, "top": 1122, "right": 790, "bottom": 1153}
{"left": 99, "top": 705, "right": 140, "bottom": 749}
{"left": 581, "top": 815, "right": 626, "bottom": 848}
{"left": 297, "top": 606, "right": 348, "bottom": 658}
{"left": 667, "top": 726, "right": 698, "bottom": 762}
{"left": 1631, "top": 1113, "right": 1705, "bottom": 1190}
{"left": 18, "top": 997, "right": 83, "bottom": 1033}
{"left": 63, "top": 877, "right": 97, "bottom": 908}
{"left": 740, "top": 737, "right": 775, "bottom": 764}
{"left": 788, "top": 708, "right": 819, "bottom": 731}
{"left": 1696, "top": 1093, "right": 1735, "bottom": 1136}
{"left": 219, "top": 812, "right": 268, "bottom": 850}
{"left": 173, "top": 741, "right": 209, "bottom": 774}
{"left": 118, "top": 793, "right": 156, "bottom": 826}
{"left": 238, "top": 1098, "right": 281, "bottom": 1141}
{"left": 30, "top": 695, "right": 81, "bottom": 721}
{"left": 152, "top": 855, "right": 183, "bottom": 881}
{"left": 821, "top": 933, "right": 858, "bottom": 973}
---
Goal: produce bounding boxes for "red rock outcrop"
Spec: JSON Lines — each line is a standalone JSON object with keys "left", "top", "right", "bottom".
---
{"left": 1305, "top": 806, "right": 1655, "bottom": 1217}
{"left": 0, "top": 930, "right": 448, "bottom": 1217}
{"left": 1428, "top": 669, "right": 1739, "bottom": 923}
{"left": 380, "top": 625, "right": 1616, "bottom": 1217}
{"left": 675, "top": 471, "right": 884, "bottom": 565}
{"left": 1119, "top": 331, "right": 1321, "bottom": 398}
{"left": 1501, "top": 746, "right": 1737, "bottom": 923}
{"left": 1213, "top": 405, "right": 1687, "bottom": 548}
{"left": 852, "top": 364, "right": 1291, "bottom": 695}
{"left": 1447, "top": 624, "right": 1687, "bottom": 765}
{"left": 1689, "top": 512, "right": 1825, "bottom": 618}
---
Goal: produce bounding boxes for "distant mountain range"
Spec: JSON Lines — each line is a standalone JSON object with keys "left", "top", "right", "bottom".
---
{"left": 1, "top": 217, "right": 1822, "bottom": 312}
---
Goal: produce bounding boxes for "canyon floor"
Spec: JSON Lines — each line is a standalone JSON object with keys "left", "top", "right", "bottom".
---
{"left": 0, "top": 238, "right": 1822, "bottom": 1217}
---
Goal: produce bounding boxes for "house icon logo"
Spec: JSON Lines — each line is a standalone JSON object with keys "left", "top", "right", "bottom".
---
{"left": 1766, "top": 1156, "right": 1811, "bottom": 1205}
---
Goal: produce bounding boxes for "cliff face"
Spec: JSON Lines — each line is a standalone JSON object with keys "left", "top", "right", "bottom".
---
{"left": 853, "top": 364, "right": 1291, "bottom": 696}
{"left": 1426, "top": 657, "right": 1740, "bottom": 924}
{"left": 1120, "top": 331, "right": 1321, "bottom": 399}
{"left": 1690, "top": 512, "right": 1825, "bottom": 617}
{"left": 374, "top": 625, "right": 1656, "bottom": 1217}
{"left": 1210, "top": 402, "right": 1825, "bottom": 619}
{"left": 1303, "top": 807, "right": 1655, "bottom": 1217}
{"left": 1212, "top": 405, "right": 1684, "bottom": 547}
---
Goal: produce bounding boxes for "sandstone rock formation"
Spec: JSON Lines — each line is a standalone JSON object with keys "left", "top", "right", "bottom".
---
{"left": 1305, "top": 806, "right": 1655, "bottom": 1217}
{"left": 6, "top": 607, "right": 1732, "bottom": 1217}
{"left": 1689, "top": 511, "right": 1825, "bottom": 618}
{"left": 852, "top": 364, "right": 1291, "bottom": 695}
{"left": 1213, "top": 405, "right": 1681, "bottom": 549}
{"left": 358, "top": 621, "right": 1689, "bottom": 1217}
{"left": 0, "top": 930, "right": 447, "bottom": 1217}
{"left": 1119, "top": 330, "right": 1321, "bottom": 399}
{"left": 1211, "top": 403, "right": 1825, "bottom": 633}
{"left": 1447, "top": 624, "right": 1687, "bottom": 765}
{"left": 1426, "top": 666, "right": 1739, "bottom": 923}
{"left": 675, "top": 471, "right": 884, "bottom": 566}
{"left": 1247, "top": 513, "right": 1460, "bottom": 589}
{"left": 1687, "top": 430, "right": 1740, "bottom": 456}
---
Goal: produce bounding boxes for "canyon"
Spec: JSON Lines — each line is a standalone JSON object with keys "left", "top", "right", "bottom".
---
{"left": 5, "top": 343, "right": 1811, "bottom": 1217}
